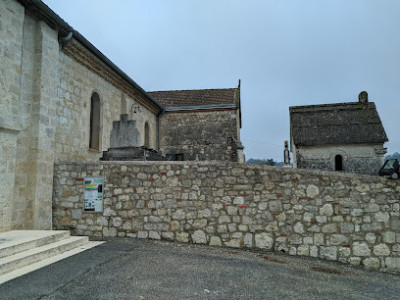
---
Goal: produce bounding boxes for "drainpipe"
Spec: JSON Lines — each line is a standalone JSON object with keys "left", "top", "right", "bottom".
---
{"left": 59, "top": 31, "right": 73, "bottom": 46}
{"left": 157, "top": 109, "right": 165, "bottom": 152}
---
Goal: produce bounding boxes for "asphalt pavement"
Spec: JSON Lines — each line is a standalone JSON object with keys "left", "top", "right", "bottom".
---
{"left": 0, "top": 238, "right": 399, "bottom": 300}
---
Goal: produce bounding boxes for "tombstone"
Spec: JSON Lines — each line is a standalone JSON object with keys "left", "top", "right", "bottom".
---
{"left": 100, "top": 114, "right": 167, "bottom": 161}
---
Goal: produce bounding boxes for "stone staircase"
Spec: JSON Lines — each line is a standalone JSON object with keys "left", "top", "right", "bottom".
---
{"left": 0, "top": 230, "right": 102, "bottom": 284}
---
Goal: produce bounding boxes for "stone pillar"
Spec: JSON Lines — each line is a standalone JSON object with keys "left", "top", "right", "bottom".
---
{"left": 30, "top": 21, "right": 59, "bottom": 229}
{"left": 12, "top": 19, "right": 60, "bottom": 230}
{"left": 284, "top": 140, "right": 291, "bottom": 168}
{"left": 0, "top": 0, "right": 25, "bottom": 232}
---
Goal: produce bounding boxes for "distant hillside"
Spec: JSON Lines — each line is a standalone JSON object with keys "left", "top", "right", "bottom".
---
{"left": 246, "top": 158, "right": 288, "bottom": 167}
{"left": 385, "top": 152, "right": 400, "bottom": 161}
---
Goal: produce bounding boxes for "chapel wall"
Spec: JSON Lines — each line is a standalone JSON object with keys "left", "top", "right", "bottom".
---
{"left": 294, "top": 144, "right": 386, "bottom": 175}
{"left": 160, "top": 110, "right": 240, "bottom": 161}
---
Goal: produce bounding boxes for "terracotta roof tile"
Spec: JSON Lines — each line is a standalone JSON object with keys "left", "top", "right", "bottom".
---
{"left": 148, "top": 88, "right": 238, "bottom": 108}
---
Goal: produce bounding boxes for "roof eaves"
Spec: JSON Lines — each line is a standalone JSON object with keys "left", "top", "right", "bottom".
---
{"left": 164, "top": 104, "right": 237, "bottom": 112}
{"left": 17, "top": 0, "right": 164, "bottom": 111}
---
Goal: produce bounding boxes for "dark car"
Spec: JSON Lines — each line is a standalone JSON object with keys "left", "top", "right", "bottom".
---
{"left": 379, "top": 159, "right": 400, "bottom": 179}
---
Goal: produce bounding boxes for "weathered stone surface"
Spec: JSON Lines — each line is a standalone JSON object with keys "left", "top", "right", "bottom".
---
{"left": 112, "top": 217, "right": 122, "bottom": 227}
{"left": 209, "top": 236, "right": 222, "bottom": 246}
{"left": 353, "top": 242, "right": 371, "bottom": 256}
{"left": 225, "top": 239, "right": 241, "bottom": 248}
{"left": 294, "top": 222, "right": 304, "bottom": 234}
{"left": 243, "top": 233, "right": 253, "bottom": 247}
{"left": 385, "top": 258, "right": 400, "bottom": 269}
{"left": 322, "top": 223, "right": 336, "bottom": 233}
{"left": 191, "top": 230, "right": 207, "bottom": 244}
{"left": 103, "top": 227, "right": 117, "bottom": 237}
{"left": 319, "top": 204, "right": 333, "bottom": 216}
{"left": 306, "top": 185, "right": 319, "bottom": 198}
{"left": 297, "top": 245, "right": 309, "bottom": 256}
{"left": 176, "top": 232, "right": 189, "bottom": 243}
{"left": 320, "top": 246, "right": 337, "bottom": 260}
{"left": 149, "top": 231, "right": 161, "bottom": 240}
{"left": 255, "top": 233, "right": 273, "bottom": 249}
{"left": 363, "top": 258, "right": 380, "bottom": 269}
{"left": 349, "top": 257, "right": 361, "bottom": 265}
{"left": 53, "top": 161, "right": 400, "bottom": 275}
{"left": 373, "top": 244, "right": 390, "bottom": 256}
{"left": 330, "top": 234, "right": 348, "bottom": 246}
{"left": 374, "top": 212, "right": 389, "bottom": 223}
{"left": 383, "top": 231, "right": 396, "bottom": 244}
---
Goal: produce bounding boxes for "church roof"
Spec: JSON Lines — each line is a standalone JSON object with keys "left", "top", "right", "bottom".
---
{"left": 17, "top": 0, "right": 164, "bottom": 112}
{"left": 290, "top": 101, "right": 388, "bottom": 146}
{"left": 148, "top": 88, "right": 238, "bottom": 108}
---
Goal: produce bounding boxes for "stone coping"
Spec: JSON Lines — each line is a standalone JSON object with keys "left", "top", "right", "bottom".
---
{"left": 54, "top": 161, "right": 397, "bottom": 184}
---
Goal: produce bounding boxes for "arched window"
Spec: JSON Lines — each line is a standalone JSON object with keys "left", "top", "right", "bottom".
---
{"left": 335, "top": 154, "right": 343, "bottom": 171}
{"left": 89, "top": 92, "right": 101, "bottom": 150}
{"left": 144, "top": 122, "right": 150, "bottom": 147}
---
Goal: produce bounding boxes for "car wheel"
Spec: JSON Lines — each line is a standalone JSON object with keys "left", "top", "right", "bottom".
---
{"left": 392, "top": 172, "right": 399, "bottom": 180}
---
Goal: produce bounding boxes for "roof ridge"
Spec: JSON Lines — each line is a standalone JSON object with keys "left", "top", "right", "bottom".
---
{"left": 148, "top": 88, "right": 237, "bottom": 93}
{"left": 290, "top": 102, "right": 376, "bottom": 112}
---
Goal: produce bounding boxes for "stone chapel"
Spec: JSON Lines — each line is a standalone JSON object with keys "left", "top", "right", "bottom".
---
{"left": 289, "top": 91, "right": 388, "bottom": 175}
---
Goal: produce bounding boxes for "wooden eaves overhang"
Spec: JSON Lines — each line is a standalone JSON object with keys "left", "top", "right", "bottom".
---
{"left": 17, "top": 0, "right": 164, "bottom": 115}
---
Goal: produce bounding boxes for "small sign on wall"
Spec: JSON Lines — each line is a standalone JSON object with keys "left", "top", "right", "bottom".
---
{"left": 83, "top": 176, "right": 104, "bottom": 212}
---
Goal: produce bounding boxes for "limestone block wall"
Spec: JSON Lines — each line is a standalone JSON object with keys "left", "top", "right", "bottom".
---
{"left": 0, "top": 0, "right": 24, "bottom": 232}
{"left": 0, "top": 130, "right": 18, "bottom": 231}
{"left": 56, "top": 53, "right": 158, "bottom": 162}
{"left": 160, "top": 110, "right": 240, "bottom": 161}
{"left": 53, "top": 162, "right": 400, "bottom": 273}
{"left": 293, "top": 144, "right": 386, "bottom": 175}
{"left": 0, "top": 0, "right": 24, "bottom": 131}
{"left": 0, "top": 0, "right": 160, "bottom": 231}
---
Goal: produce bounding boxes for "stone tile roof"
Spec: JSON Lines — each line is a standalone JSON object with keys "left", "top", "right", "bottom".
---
{"left": 290, "top": 102, "right": 388, "bottom": 146}
{"left": 148, "top": 88, "right": 238, "bottom": 108}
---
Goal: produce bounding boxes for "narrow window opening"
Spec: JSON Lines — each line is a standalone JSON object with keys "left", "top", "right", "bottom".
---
{"left": 335, "top": 155, "right": 343, "bottom": 171}
{"left": 89, "top": 93, "right": 101, "bottom": 150}
{"left": 144, "top": 122, "right": 150, "bottom": 147}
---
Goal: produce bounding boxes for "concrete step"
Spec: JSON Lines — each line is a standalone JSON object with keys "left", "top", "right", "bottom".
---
{"left": 0, "top": 235, "right": 89, "bottom": 276}
{"left": 0, "top": 241, "right": 103, "bottom": 285}
{"left": 0, "top": 230, "right": 71, "bottom": 259}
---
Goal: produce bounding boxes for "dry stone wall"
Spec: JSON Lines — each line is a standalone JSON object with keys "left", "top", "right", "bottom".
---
{"left": 160, "top": 110, "right": 240, "bottom": 161}
{"left": 53, "top": 161, "right": 400, "bottom": 273}
{"left": 53, "top": 162, "right": 400, "bottom": 272}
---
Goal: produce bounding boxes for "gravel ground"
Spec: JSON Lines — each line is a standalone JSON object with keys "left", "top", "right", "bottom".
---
{"left": 1, "top": 238, "right": 399, "bottom": 300}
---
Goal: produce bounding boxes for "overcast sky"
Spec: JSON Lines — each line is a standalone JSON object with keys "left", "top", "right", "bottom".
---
{"left": 43, "top": 0, "right": 400, "bottom": 161}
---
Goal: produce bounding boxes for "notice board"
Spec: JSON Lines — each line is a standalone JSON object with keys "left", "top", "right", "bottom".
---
{"left": 83, "top": 176, "right": 104, "bottom": 212}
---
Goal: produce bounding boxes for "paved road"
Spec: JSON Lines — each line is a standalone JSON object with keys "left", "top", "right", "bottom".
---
{"left": 1, "top": 238, "right": 399, "bottom": 299}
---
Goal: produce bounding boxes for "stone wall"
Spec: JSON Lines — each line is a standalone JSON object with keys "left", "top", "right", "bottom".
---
{"left": 293, "top": 144, "right": 386, "bottom": 176}
{"left": 0, "top": 0, "right": 161, "bottom": 231}
{"left": 0, "top": 130, "right": 18, "bottom": 232}
{"left": 0, "top": 0, "right": 25, "bottom": 232}
{"left": 56, "top": 53, "right": 158, "bottom": 162}
{"left": 160, "top": 110, "right": 241, "bottom": 161}
{"left": 53, "top": 161, "right": 400, "bottom": 273}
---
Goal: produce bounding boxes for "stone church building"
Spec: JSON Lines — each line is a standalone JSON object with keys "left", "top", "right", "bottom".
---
{"left": 0, "top": 0, "right": 243, "bottom": 232}
{"left": 289, "top": 91, "right": 388, "bottom": 175}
